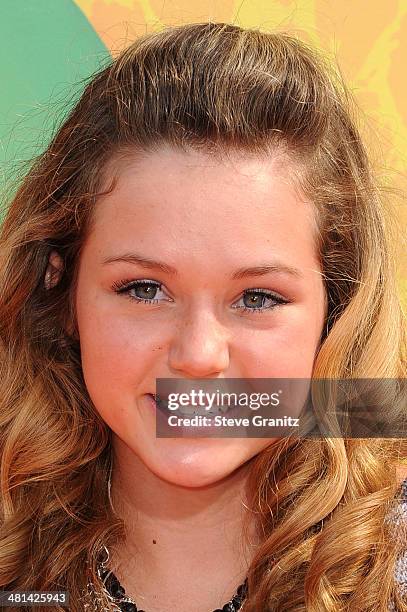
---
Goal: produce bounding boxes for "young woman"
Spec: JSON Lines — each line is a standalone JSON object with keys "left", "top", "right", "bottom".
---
{"left": 0, "top": 22, "right": 406, "bottom": 612}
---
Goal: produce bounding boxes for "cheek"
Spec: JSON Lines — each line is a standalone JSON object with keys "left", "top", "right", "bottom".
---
{"left": 238, "top": 311, "right": 324, "bottom": 378}
{"left": 76, "top": 302, "right": 161, "bottom": 415}
{"left": 77, "top": 288, "right": 163, "bottom": 365}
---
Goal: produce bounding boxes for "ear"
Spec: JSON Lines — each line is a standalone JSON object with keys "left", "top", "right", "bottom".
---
{"left": 44, "top": 250, "right": 64, "bottom": 290}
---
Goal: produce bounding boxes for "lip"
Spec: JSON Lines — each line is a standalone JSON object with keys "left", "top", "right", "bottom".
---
{"left": 147, "top": 393, "right": 230, "bottom": 416}
{"left": 148, "top": 393, "right": 169, "bottom": 409}
{"left": 147, "top": 393, "right": 221, "bottom": 436}
{"left": 148, "top": 393, "right": 207, "bottom": 412}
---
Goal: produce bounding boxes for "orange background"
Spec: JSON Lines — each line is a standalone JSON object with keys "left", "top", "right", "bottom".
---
{"left": 74, "top": 0, "right": 407, "bottom": 300}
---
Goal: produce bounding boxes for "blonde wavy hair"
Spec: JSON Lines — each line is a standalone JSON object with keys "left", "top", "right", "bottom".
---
{"left": 0, "top": 22, "right": 406, "bottom": 612}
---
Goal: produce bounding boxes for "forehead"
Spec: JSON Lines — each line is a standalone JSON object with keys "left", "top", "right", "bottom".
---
{"left": 84, "top": 145, "right": 319, "bottom": 268}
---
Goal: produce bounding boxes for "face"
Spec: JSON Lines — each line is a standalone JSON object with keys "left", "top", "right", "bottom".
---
{"left": 75, "top": 145, "right": 327, "bottom": 488}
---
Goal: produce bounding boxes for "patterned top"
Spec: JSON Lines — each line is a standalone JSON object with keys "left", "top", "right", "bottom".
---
{"left": 393, "top": 477, "right": 407, "bottom": 597}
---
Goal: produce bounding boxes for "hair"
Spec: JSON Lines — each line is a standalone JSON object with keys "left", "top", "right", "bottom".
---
{"left": 0, "top": 21, "right": 406, "bottom": 612}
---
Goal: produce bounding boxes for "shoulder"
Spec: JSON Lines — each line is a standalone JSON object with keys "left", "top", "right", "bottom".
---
{"left": 391, "top": 467, "right": 407, "bottom": 605}
{"left": 396, "top": 464, "right": 407, "bottom": 488}
{"left": 387, "top": 471, "right": 407, "bottom": 524}
{"left": 395, "top": 465, "right": 407, "bottom": 511}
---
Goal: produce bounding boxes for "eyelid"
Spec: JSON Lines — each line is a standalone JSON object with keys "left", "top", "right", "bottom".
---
{"left": 112, "top": 278, "right": 163, "bottom": 291}
{"left": 239, "top": 287, "right": 287, "bottom": 300}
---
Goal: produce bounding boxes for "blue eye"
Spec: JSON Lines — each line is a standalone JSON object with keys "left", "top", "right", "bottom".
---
{"left": 232, "top": 289, "right": 289, "bottom": 314}
{"left": 112, "top": 280, "right": 289, "bottom": 313}
{"left": 112, "top": 279, "right": 169, "bottom": 304}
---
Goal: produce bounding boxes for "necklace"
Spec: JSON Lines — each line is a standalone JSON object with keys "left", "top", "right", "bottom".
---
{"left": 96, "top": 546, "right": 248, "bottom": 612}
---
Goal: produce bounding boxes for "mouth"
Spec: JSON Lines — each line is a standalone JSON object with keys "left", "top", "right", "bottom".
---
{"left": 148, "top": 393, "right": 231, "bottom": 416}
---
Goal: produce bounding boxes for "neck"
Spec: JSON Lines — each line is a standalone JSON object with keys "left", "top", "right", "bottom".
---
{"left": 108, "top": 437, "right": 259, "bottom": 612}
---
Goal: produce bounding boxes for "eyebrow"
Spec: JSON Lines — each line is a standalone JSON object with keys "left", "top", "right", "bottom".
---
{"left": 102, "top": 253, "right": 304, "bottom": 280}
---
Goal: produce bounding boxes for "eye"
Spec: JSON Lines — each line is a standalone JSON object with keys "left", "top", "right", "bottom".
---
{"left": 112, "top": 279, "right": 171, "bottom": 304}
{"left": 112, "top": 280, "right": 289, "bottom": 313}
{"left": 232, "top": 289, "right": 289, "bottom": 314}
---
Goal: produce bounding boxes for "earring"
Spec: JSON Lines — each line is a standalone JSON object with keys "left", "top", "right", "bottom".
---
{"left": 107, "top": 466, "right": 115, "bottom": 512}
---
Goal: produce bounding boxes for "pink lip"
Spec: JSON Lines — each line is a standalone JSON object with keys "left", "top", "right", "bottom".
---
{"left": 147, "top": 394, "right": 216, "bottom": 435}
{"left": 147, "top": 393, "right": 158, "bottom": 407}
{"left": 147, "top": 394, "right": 217, "bottom": 411}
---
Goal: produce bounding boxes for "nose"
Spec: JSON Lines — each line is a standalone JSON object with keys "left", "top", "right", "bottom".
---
{"left": 168, "top": 306, "right": 230, "bottom": 378}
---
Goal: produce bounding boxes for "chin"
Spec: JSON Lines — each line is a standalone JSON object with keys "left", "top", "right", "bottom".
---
{"left": 139, "top": 438, "right": 251, "bottom": 488}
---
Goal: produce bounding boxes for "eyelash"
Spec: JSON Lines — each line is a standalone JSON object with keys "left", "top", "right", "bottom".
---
{"left": 111, "top": 279, "right": 290, "bottom": 314}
